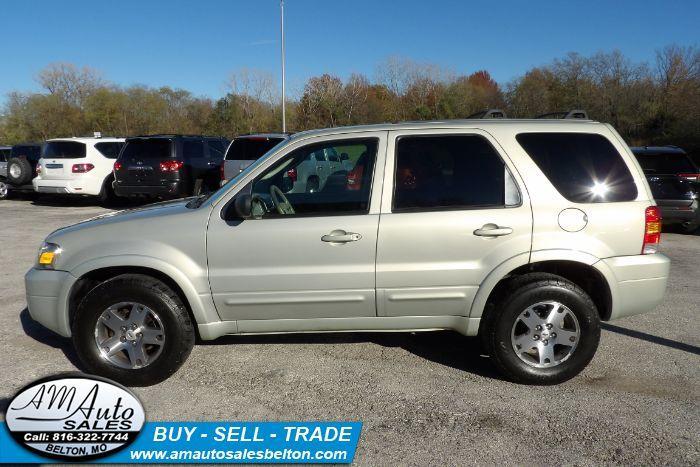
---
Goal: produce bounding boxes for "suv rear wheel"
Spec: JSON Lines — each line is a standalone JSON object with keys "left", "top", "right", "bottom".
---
{"left": 481, "top": 273, "right": 600, "bottom": 385}
{"left": 72, "top": 274, "right": 195, "bottom": 386}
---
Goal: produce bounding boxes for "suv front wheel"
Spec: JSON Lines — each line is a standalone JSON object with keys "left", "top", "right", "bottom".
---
{"left": 481, "top": 273, "right": 600, "bottom": 385}
{"left": 72, "top": 274, "right": 195, "bottom": 386}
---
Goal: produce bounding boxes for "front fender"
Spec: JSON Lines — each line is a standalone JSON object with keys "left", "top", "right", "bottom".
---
{"left": 70, "top": 255, "right": 221, "bottom": 330}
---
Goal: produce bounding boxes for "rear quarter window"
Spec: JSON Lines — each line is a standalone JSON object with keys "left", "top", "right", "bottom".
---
{"left": 94, "top": 142, "right": 124, "bottom": 159}
{"left": 516, "top": 133, "right": 638, "bottom": 203}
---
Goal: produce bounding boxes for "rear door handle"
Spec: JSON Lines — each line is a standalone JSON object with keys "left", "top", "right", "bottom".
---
{"left": 473, "top": 223, "right": 513, "bottom": 237}
{"left": 321, "top": 230, "right": 362, "bottom": 243}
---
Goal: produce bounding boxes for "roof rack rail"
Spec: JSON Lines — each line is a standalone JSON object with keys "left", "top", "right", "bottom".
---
{"left": 535, "top": 109, "right": 589, "bottom": 120}
{"left": 467, "top": 109, "right": 507, "bottom": 119}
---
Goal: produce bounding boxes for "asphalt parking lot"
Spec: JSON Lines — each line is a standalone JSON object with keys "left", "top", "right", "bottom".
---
{"left": 1, "top": 195, "right": 698, "bottom": 465}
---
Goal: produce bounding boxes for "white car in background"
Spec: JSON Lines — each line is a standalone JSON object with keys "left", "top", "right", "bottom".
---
{"left": 33, "top": 136, "right": 125, "bottom": 205}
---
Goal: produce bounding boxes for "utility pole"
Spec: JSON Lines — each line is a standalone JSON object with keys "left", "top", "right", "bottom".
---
{"left": 280, "top": 0, "right": 286, "bottom": 133}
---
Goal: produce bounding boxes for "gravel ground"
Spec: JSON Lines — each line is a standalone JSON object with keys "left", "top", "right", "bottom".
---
{"left": 1, "top": 194, "right": 698, "bottom": 465}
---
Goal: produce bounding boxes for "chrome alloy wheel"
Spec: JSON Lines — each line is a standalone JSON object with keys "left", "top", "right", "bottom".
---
{"left": 0, "top": 181, "right": 7, "bottom": 198}
{"left": 510, "top": 301, "right": 580, "bottom": 368}
{"left": 9, "top": 164, "right": 21, "bottom": 178}
{"left": 94, "top": 302, "right": 165, "bottom": 369}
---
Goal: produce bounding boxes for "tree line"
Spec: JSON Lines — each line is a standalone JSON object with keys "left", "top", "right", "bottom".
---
{"left": 1, "top": 45, "right": 698, "bottom": 153}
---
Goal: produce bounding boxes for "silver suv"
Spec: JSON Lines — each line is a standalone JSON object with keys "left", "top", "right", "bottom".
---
{"left": 25, "top": 120, "right": 670, "bottom": 386}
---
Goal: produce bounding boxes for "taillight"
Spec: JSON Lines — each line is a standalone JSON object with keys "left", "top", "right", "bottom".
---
{"left": 35, "top": 163, "right": 42, "bottom": 176}
{"left": 642, "top": 206, "right": 661, "bottom": 254}
{"left": 286, "top": 168, "right": 297, "bottom": 182}
{"left": 159, "top": 160, "right": 184, "bottom": 172}
{"left": 347, "top": 165, "right": 364, "bottom": 190}
{"left": 678, "top": 173, "right": 700, "bottom": 181}
{"left": 72, "top": 163, "right": 94, "bottom": 173}
{"left": 114, "top": 161, "right": 123, "bottom": 171}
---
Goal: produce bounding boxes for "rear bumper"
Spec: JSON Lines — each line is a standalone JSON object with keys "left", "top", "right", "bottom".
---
{"left": 114, "top": 181, "right": 184, "bottom": 197}
{"left": 659, "top": 203, "right": 700, "bottom": 225}
{"left": 33, "top": 176, "right": 103, "bottom": 196}
{"left": 594, "top": 253, "right": 670, "bottom": 320}
{"left": 25, "top": 268, "right": 76, "bottom": 337}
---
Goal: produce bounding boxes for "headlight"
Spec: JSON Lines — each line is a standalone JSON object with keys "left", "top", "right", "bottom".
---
{"left": 37, "top": 242, "right": 62, "bottom": 269}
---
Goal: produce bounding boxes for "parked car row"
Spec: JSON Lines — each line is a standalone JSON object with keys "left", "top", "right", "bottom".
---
{"left": 2, "top": 131, "right": 698, "bottom": 237}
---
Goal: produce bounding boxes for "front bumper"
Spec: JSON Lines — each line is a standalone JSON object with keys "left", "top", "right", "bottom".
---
{"left": 594, "top": 253, "right": 670, "bottom": 320}
{"left": 25, "top": 268, "right": 76, "bottom": 337}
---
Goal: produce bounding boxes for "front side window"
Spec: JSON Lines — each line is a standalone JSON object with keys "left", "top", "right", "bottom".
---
{"left": 393, "top": 135, "right": 520, "bottom": 211}
{"left": 249, "top": 138, "right": 378, "bottom": 218}
{"left": 42, "top": 142, "right": 86, "bottom": 159}
{"left": 517, "top": 133, "right": 638, "bottom": 203}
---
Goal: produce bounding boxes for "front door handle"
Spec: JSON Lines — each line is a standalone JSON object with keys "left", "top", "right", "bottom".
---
{"left": 473, "top": 223, "right": 513, "bottom": 237}
{"left": 321, "top": 230, "right": 362, "bottom": 243}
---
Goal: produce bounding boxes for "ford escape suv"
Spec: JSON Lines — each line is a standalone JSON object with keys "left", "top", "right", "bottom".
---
{"left": 25, "top": 119, "right": 670, "bottom": 386}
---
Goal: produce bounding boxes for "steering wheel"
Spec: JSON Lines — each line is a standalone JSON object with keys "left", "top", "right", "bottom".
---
{"left": 270, "top": 185, "right": 295, "bottom": 215}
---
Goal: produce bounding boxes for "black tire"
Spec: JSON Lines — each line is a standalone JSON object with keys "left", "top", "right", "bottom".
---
{"left": 481, "top": 273, "right": 600, "bottom": 385}
{"left": 98, "top": 175, "right": 117, "bottom": 207}
{"left": 0, "top": 179, "right": 9, "bottom": 200}
{"left": 306, "top": 176, "right": 319, "bottom": 193}
{"left": 6, "top": 157, "right": 33, "bottom": 185}
{"left": 72, "top": 274, "right": 195, "bottom": 386}
{"left": 679, "top": 222, "right": 700, "bottom": 235}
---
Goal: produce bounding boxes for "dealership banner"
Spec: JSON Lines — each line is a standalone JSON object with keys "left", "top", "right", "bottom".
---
{"left": 1, "top": 421, "right": 362, "bottom": 463}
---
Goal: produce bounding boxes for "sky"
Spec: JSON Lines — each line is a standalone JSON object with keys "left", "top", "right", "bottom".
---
{"left": 0, "top": 0, "right": 698, "bottom": 102}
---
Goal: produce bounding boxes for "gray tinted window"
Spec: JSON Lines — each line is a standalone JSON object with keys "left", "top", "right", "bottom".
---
{"left": 393, "top": 135, "right": 519, "bottom": 211}
{"left": 517, "top": 133, "right": 637, "bottom": 203}
{"left": 183, "top": 140, "right": 204, "bottom": 159}
{"left": 42, "top": 141, "right": 86, "bottom": 159}
{"left": 95, "top": 142, "right": 124, "bottom": 159}
{"left": 121, "top": 139, "right": 172, "bottom": 159}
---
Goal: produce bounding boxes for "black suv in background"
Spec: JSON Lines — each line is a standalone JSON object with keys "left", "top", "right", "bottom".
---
{"left": 631, "top": 146, "right": 700, "bottom": 233}
{"left": 0, "top": 143, "right": 43, "bottom": 199}
{"left": 113, "top": 135, "right": 229, "bottom": 200}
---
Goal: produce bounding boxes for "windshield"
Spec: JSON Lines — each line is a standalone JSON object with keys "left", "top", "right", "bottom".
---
{"left": 120, "top": 139, "right": 172, "bottom": 160}
{"left": 188, "top": 138, "right": 291, "bottom": 208}
{"left": 225, "top": 137, "right": 285, "bottom": 161}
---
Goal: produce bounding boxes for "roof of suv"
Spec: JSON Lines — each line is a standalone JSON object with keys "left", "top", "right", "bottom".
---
{"left": 126, "top": 134, "right": 227, "bottom": 140}
{"left": 47, "top": 137, "right": 125, "bottom": 143}
{"left": 288, "top": 118, "right": 600, "bottom": 141}
{"left": 234, "top": 133, "right": 290, "bottom": 140}
{"left": 630, "top": 146, "right": 687, "bottom": 155}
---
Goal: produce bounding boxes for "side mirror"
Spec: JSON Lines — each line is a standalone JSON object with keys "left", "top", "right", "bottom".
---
{"left": 233, "top": 194, "right": 253, "bottom": 219}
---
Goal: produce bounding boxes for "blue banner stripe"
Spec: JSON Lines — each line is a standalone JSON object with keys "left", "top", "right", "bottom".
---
{"left": 1, "top": 422, "right": 362, "bottom": 464}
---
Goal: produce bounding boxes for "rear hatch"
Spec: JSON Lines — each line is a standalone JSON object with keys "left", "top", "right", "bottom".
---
{"left": 224, "top": 137, "right": 284, "bottom": 180}
{"left": 40, "top": 141, "right": 87, "bottom": 180}
{"left": 647, "top": 174, "right": 696, "bottom": 209}
{"left": 116, "top": 138, "right": 174, "bottom": 185}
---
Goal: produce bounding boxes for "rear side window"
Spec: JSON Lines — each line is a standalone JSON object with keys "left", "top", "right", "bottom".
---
{"left": 393, "top": 135, "right": 520, "bottom": 211}
{"left": 183, "top": 140, "right": 204, "bottom": 159}
{"left": 12, "top": 145, "right": 42, "bottom": 162}
{"left": 95, "top": 142, "right": 124, "bottom": 159}
{"left": 42, "top": 141, "right": 86, "bottom": 159}
{"left": 517, "top": 133, "right": 638, "bottom": 203}
{"left": 121, "top": 139, "right": 172, "bottom": 159}
{"left": 208, "top": 139, "right": 226, "bottom": 160}
{"left": 634, "top": 153, "right": 697, "bottom": 174}
{"left": 225, "top": 137, "right": 284, "bottom": 161}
